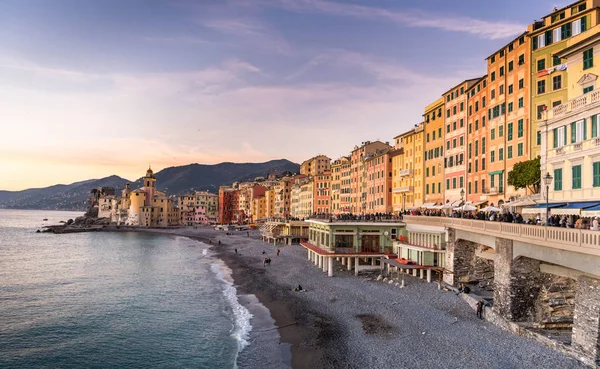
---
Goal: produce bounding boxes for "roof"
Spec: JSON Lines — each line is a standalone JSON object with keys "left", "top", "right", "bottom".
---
{"left": 484, "top": 31, "right": 528, "bottom": 61}
{"left": 465, "top": 75, "right": 488, "bottom": 93}
{"left": 442, "top": 78, "right": 484, "bottom": 96}
{"left": 525, "top": 202, "right": 567, "bottom": 209}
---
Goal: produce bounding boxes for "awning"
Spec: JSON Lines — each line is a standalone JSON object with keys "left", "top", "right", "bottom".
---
{"left": 506, "top": 199, "right": 537, "bottom": 207}
{"left": 421, "top": 202, "right": 436, "bottom": 209}
{"left": 522, "top": 203, "right": 567, "bottom": 214}
{"left": 472, "top": 200, "right": 488, "bottom": 207}
{"left": 582, "top": 204, "right": 600, "bottom": 217}
{"left": 488, "top": 170, "right": 504, "bottom": 176}
{"left": 550, "top": 201, "right": 600, "bottom": 215}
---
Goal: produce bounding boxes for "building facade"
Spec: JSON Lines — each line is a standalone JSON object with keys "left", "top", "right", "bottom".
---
{"left": 365, "top": 149, "right": 393, "bottom": 213}
{"left": 314, "top": 172, "right": 331, "bottom": 214}
{"left": 466, "top": 76, "right": 489, "bottom": 203}
{"left": 423, "top": 98, "right": 445, "bottom": 206}
{"left": 300, "top": 155, "right": 331, "bottom": 176}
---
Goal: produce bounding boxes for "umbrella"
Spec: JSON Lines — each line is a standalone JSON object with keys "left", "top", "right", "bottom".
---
{"left": 480, "top": 206, "right": 501, "bottom": 212}
{"left": 454, "top": 205, "right": 477, "bottom": 211}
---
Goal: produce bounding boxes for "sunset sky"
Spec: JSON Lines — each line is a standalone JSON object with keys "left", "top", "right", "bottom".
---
{"left": 0, "top": 0, "right": 567, "bottom": 190}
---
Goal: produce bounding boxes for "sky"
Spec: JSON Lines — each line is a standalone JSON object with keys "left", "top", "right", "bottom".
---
{"left": 0, "top": 0, "right": 570, "bottom": 190}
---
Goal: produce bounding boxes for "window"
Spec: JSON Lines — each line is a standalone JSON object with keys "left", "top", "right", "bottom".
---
{"left": 475, "top": 120, "right": 479, "bottom": 130}
{"left": 475, "top": 160, "right": 478, "bottom": 172}
{"left": 453, "top": 138, "right": 457, "bottom": 148}
{"left": 446, "top": 179, "right": 450, "bottom": 190}
{"left": 507, "top": 145, "right": 512, "bottom": 159}
{"left": 447, "top": 124, "right": 451, "bottom": 133}
{"left": 447, "top": 109, "right": 450, "bottom": 118}
{"left": 537, "top": 34, "right": 545, "bottom": 49}
{"left": 482, "top": 137, "right": 486, "bottom": 152}
{"left": 508, "top": 84, "right": 513, "bottom": 94}
{"left": 517, "top": 142, "right": 523, "bottom": 156}
{"left": 468, "top": 143, "right": 472, "bottom": 158}
{"left": 537, "top": 104, "right": 546, "bottom": 119}
{"left": 427, "top": 133, "right": 430, "bottom": 142}
{"left": 508, "top": 61, "right": 514, "bottom": 72}
{"left": 482, "top": 96, "right": 486, "bottom": 107}
{"left": 460, "top": 102, "right": 464, "bottom": 111}
{"left": 481, "top": 158, "right": 486, "bottom": 170}
{"left": 499, "top": 147, "right": 504, "bottom": 160}
{"left": 545, "top": 30, "right": 553, "bottom": 46}
{"left": 453, "top": 106, "right": 457, "bottom": 115}
{"left": 460, "top": 119, "right": 464, "bottom": 127}
{"left": 491, "top": 71, "right": 496, "bottom": 81}
{"left": 517, "top": 119, "right": 523, "bottom": 138}
{"left": 518, "top": 97, "right": 524, "bottom": 108}
{"left": 572, "top": 165, "right": 582, "bottom": 189}
{"left": 518, "top": 54, "right": 525, "bottom": 65}
{"left": 553, "top": 55, "right": 561, "bottom": 66}
{"left": 475, "top": 180, "right": 478, "bottom": 193}
{"left": 438, "top": 128, "right": 441, "bottom": 137}
{"left": 475, "top": 140, "right": 479, "bottom": 155}
{"left": 537, "top": 58, "right": 546, "bottom": 71}
{"left": 584, "top": 86, "right": 594, "bottom": 94}
{"left": 537, "top": 130, "right": 541, "bottom": 145}
{"left": 553, "top": 126, "right": 567, "bottom": 148}
{"left": 490, "top": 150, "right": 495, "bottom": 162}
{"left": 499, "top": 85, "right": 504, "bottom": 95}
{"left": 446, "top": 141, "right": 450, "bottom": 150}
{"left": 499, "top": 66, "right": 505, "bottom": 77}
{"left": 508, "top": 122, "right": 513, "bottom": 141}
{"left": 518, "top": 78, "right": 524, "bottom": 89}
{"left": 491, "top": 128, "right": 495, "bottom": 140}
{"left": 459, "top": 136, "right": 464, "bottom": 146}
{"left": 571, "top": 119, "right": 586, "bottom": 143}
{"left": 552, "top": 75, "right": 562, "bottom": 90}
{"left": 452, "top": 177, "right": 457, "bottom": 189}
{"left": 593, "top": 114, "right": 600, "bottom": 137}
{"left": 499, "top": 125, "right": 504, "bottom": 137}
{"left": 508, "top": 102, "right": 513, "bottom": 113}
{"left": 561, "top": 23, "right": 571, "bottom": 39}
{"left": 553, "top": 28, "right": 562, "bottom": 44}
{"left": 554, "top": 168, "right": 562, "bottom": 191}
{"left": 453, "top": 121, "right": 457, "bottom": 130}
{"left": 584, "top": 48, "right": 594, "bottom": 70}
{"left": 426, "top": 184, "right": 429, "bottom": 194}
{"left": 491, "top": 89, "right": 496, "bottom": 99}
{"left": 468, "top": 182, "right": 472, "bottom": 194}
{"left": 469, "top": 123, "right": 472, "bottom": 134}
{"left": 537, "top": 80, "right": 546, "bottom": 94}
{"left": 482, "top": 116, "right": 486, "bottom": 126}
{"left": 594, "top": 162, "right": 600, "bottom": 187}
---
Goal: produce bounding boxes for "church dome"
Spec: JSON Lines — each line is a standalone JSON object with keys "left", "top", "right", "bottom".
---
{"left": 146, "top": 167, "right": 154, "bottom": 178}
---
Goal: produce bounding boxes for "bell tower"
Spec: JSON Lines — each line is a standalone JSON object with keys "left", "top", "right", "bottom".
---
{"left": 143, "top": 166, "right": 156, "bottom": 206}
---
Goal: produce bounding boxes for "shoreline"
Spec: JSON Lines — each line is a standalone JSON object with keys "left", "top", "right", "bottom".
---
{"left": 115, "top": 227, "right": 341, "bottom": 369}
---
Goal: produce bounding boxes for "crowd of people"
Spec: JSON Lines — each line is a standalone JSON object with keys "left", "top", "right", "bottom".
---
{"left": 310, "top": 212, "right": 403, "bottom": 222}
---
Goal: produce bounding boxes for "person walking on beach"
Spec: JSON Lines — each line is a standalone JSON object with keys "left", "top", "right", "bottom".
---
{"left": 262, "top": 250, "right": 266, "bottom": 255}
{"left": 276, "top": 248, "right": 280, "bottom": 256}
{"left": 476, "top": 299, "right": 485, "bottom": 319}
{"left": 234, "top": 248, "right": 238, "bottom": 254}
{"left": 247, "top": 231, "right": 249, "bottom": 237}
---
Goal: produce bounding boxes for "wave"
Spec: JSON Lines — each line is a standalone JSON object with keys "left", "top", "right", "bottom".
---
{"left": 210, "top": 263, "right": 253, "bottom": 366}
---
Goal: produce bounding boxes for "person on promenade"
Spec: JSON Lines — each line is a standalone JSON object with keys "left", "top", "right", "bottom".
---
{"left": 263, "top": 257, "right": 267, "bottom": 267}
{"left": 247, "top": 231, "right": 249, "bottom": 237}
{"left": 234, "top": 248, "right": 238, "bottom": 254}
{"left": 276, "top": 249, "right": 280, "bottom": 256}
{"left": 592, "top": 217, "right": 599, "bottom": 231}
{"left": 262, "top": 250, "right": 266, "bottom": 255}
{"left": 476, "top": 300, "right": 485, "bottom": 319}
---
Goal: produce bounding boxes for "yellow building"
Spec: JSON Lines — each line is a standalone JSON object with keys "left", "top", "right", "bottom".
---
{"left": 330, "top": 157, "right": 343, "bottom": 214}
{"left": 299, "top": 178, "right": 314, "bottom": 218}
{"left": 423, "top": 97, "right": 445, "bottom": 205}
{"left": 252, "top": 196, "right": 267, "bottom": 221}
{"left": 529, "top": 0, "right": 600, "bottom": 159}
{"left": 178, "top": 191, "right": 218, "bottom": 225}
{"left": 265, "top": 188, "right": 276, "bottom": 218}
{"left": 392, "top": 124, "right": 425, "bottom": 210}
{"left": 300, "top": 155, "right": 331, "bottom": 176}
{"left": 541, "top": 32, "right": 600, "bottom": 204}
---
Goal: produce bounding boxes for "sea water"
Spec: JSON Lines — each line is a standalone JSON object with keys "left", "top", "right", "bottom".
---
{"left": 0, "top": 209, "right": 253, "bottom": 368}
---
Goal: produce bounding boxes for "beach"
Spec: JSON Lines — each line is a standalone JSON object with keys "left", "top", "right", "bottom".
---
{"left": 140, "top": 227, "right": 585, "bottom": 369}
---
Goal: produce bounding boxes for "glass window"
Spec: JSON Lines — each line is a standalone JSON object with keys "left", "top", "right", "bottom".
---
{"left": 584, "top": 86, "right": 594, "bottom": 94}
{"left": 537, "top": 80, "right": 546, "bottom": 94}
{"left": 584, "top": 48, "right": 593, "bottom": 70}
{"left": 508, "top": 122, "right": 513, "bottom": 141}
{"left": 507, "top": 146, "right": 513, "bottom": 159}
{"left": 490, "top": 150, "right": 495, "bottom": 162}
{"left": 518, "top": 119, "right": 524, "bottom": 138}
{"left": 518, "top": 142, "right": 523, "bottom": 156}
{"left": 594, "top": 162, "right": 600, "bottom": 187}
{"left": 537, "top": 58, "right": 546, "bottom": 71}
{"left": 553, "top": 75, "right": 562, "bottom": 90}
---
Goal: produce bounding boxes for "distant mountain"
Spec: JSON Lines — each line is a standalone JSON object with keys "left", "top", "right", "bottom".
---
{"left": 0, "top": 159, "right": 299, "bottom": 211}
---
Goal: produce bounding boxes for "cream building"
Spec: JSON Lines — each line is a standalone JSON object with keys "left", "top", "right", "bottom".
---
{"left": 541, "top": 33, "right": 600, "bottom": 203}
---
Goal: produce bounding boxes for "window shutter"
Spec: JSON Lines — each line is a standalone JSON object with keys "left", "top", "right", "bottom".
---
{"left": 553, "top": 128, "right": 558, "bottom": 148}
{"left": 533, "top": 36, "right": 538, "bottom": 50}
{"left": 584, "top": 119, "right": 587, "bottom": 140}
{"left": 571, "top": 122, "right": 576, "bottom": 143}
{"left": 593, "top": 115, "right": 598, "bottom": 137}
{"left": 563, "top": 126, "right": 568, "bottom": 145}
{"left": 582, "top": 16, "right": 587, "bottom": 32}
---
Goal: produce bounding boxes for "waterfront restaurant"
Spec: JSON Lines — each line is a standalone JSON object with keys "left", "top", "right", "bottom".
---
{"left": 389, "top": 226, "right": 447, "bottom": 283}
{"left": 260, "top": 219, "right": 309, "bottom": 245}
{"left": 300, "top": 217, "right": 406, "bottom": 277}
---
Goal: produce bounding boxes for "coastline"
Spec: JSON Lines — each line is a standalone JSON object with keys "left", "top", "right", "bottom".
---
{"left": 103, "top": 227, "right": 586, "bottom": 369}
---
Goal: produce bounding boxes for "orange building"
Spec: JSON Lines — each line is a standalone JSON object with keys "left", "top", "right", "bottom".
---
{"left": 423, "top": 98, "right": 445, "bottom": 206}
{"left": 443, "top": 79, "right": 479, "bottom": 204}
{"left": 314, "top": 172, "right": 331, "bottom": 214}
{"left": 350, "top": 140, "right": 391, "bottom": 213}
{"left": 466, "top": 75, "right": 489, "bottom": 203}
{"left": 365, "top": 149, "right": 393, "bottom": 213}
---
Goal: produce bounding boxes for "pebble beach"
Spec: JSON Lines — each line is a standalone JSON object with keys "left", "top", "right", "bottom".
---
{"left": 139, "top": 227, "right": 585, "bottom": 369}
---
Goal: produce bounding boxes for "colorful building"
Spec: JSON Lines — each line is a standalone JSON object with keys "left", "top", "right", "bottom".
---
{"left": 392, "top": 124, "right": 425, "bottom": 210}
{"left": 350, "top": 140, "right": 392, "bottom": 213}
{"left": 364, "top": 149, "right": 393, "bottom": 213}
{"left": 466, "top": 76, "right": 489, "bottom": 203}
{"left": 529, "top": 0, "right": 600, "bottom": 160}
{"left": 218, "top": 186, "right": 240, "bottom": 224}
{"left": 541, "top": 32, "right": 600, "bottom": 204}
{"left": 300, "top": 155, "right": 331, "bottom": 176}
{"left": 423, "top": 98, "right": 445, "bottom": 206}
{"left": 314, "top": 172, "right": 331, "bottom": 214}
{"left": 178, "top": 191, "right": 218, "bottom": 225}
{"left": 443, "top": 80, "right": 479, "bottom": 204}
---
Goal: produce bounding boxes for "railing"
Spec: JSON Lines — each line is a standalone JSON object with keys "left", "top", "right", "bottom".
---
{"left": 399, "top": 169, "right": 413, "bottom": 176}
{"left": 403, "top": 215, "right": 600, "bottom": 255}
{"left": 483, "top": 187, "right": 502, "bottom": 195}
{"left": 547, "top": 87, "right": 600, "bottom": 120}
{"left": 393, "top": 186, "right": 413, "bottom": 193}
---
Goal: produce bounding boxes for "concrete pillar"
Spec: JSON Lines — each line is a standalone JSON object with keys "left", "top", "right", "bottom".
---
{"left": 572, "top": 276, "right": 600, "bottom": 367}
{"left": 328, "top": 257, "right": 334, "bottom": 277}
{"left": 371, "top": 257, "right": 376, "bottom": 266}
{"left": 347, "top": 257, "right": 352, "bottom": 271}
{"left": 355, "top": 257, "right": 359, "bottom": 276}
{"left": 322, "top": 256, "right": 328, "bottom": 273}
{"left": 426, "top": 269, "right": 432, "bottom": 283}
{"left": 493, "top": 237, "right": 541, "bottom": 322}
{"left": 341, "top": 257, "right": 346, "bottom": 266}
{"left": 412, "top": 269, "right": 417, "bottom": 277}
{"left": 419, "top": 269, "right": 424, "bottom": 279}
{"left": 307, "top": 250, "right": 311, "bottom": 261}
{"left": 318, "top": 254, "right": 322, "bottom": 268}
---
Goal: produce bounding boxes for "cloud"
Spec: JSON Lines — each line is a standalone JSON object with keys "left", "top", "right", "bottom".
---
{"left": 254, "top": 0, "right": 525, "bottom": 40}
{"left": 141, "top": 35, "right": 209, "bottom": 44}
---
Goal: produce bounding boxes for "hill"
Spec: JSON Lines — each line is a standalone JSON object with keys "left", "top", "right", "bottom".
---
{"left": 0, "top": 159, "right": 299, "bottom": 211}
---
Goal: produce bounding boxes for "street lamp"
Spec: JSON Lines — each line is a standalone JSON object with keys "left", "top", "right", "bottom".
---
{"left": 402, "top": 193, "right": 406, "bottom": 213}
{"left": 460, "top": 188, "right": 465, "bottom": 203}
{"left": 543, "top": 172, "right": 553, "bottom": 226}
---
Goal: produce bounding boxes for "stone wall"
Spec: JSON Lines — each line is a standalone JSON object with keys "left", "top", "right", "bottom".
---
{"left": 494, "top": 238, "right": 542, "bottom": 322}
{"left": 572, "top": 276, "right": 600, "bottom": 367}
{"left": 444, "top": 230, "right": 494, "bottom": 289}
{"left": 443, "top": 228, "right": 456, "bottom": 285}
{"left": 533, "top": 273, "right": 576, "bottom": 329}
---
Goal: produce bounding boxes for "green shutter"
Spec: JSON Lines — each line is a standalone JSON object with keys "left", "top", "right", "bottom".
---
{"left": 584, "top": 119, "right": 587, "bottom": 140}
{"left": 553, "top": 128, "right": 558, "bottom": 148}
{"left": 594, "top": 162, "right": 600, "bottom": 187}
{"left": 593, "top": 115, "right": 598, "bottom": 138}
{"left": 563, "top": 126, "right": 568, "bottom": 146}
{"left": 571, "top": 122, "right": 576, "bottom": 143}
{"left": 582, "top": 16, "right": 587, "bottom": 32}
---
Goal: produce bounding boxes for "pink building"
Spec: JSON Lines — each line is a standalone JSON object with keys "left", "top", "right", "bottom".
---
{"left": 365, "top": 149, "right": 393, "bottom": 214}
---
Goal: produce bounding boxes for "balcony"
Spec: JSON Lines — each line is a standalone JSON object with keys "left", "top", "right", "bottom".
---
{"left": 549, "top": 138, "right": 600, "bottom": 160}
{"left": 483, "top": 187, "right": 503, "bottom": 195}
{"left": 399, "top": 169, "right": 413, "bottom": 177}
{"left": 546, "top": 88, "right": 600, "bottom": 121}
{"left": 393, "top": 186, "right": 413, "bottom": 193}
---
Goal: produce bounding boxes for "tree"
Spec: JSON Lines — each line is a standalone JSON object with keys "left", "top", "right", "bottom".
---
{"left": 507, "top": 156, "right": 541, "bottom": 194}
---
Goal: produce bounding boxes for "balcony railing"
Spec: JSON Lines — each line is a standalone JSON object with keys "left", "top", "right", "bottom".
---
{"left": 399, "top": 169, "right": 413, "bottom": 176}
{"left": 403, "top": 215, "right": 600, "bottom": 256}
{"left": 393, "top": 186, "right": 413, "bottom": 193}
{"left": 547, "top": 87, "right": 600, "bottom": 120}
{"left": 482, "top": 187, "right": 503, "bottom": 195}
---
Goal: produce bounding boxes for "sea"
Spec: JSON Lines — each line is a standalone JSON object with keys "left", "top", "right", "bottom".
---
{"left": 0, "top": 209, "right": 285, "bottom": 369}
